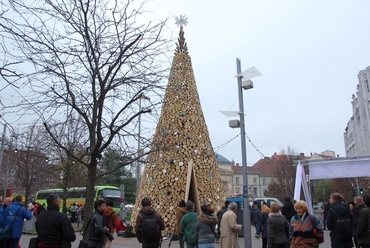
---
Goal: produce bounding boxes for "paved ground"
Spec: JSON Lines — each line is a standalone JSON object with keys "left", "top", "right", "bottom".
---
{"left": 19, "top": 229, "right": 335, "bottom": 248}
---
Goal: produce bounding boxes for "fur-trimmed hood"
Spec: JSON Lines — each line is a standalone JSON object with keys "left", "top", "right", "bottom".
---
{"left": 197, "top": 214, "right": 218, "bottom": 225}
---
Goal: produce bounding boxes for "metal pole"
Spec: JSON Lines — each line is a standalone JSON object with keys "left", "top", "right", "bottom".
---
{"left": 120, "top": 184, "right": 125, "bottom": 220}
{"left": 236, "top": 58, "right": 252, "bottom": 248}
{"left": 3, "top": 154, "right": 8, "bottom": 201}
{"left": 135, "top": 97, "right": 142, "bottom": 196}
{"left": 355, "top": 177, "right": 360, "bottom": 196}
{"left": 323, "top": 187, "right": 325, "bottom": 200}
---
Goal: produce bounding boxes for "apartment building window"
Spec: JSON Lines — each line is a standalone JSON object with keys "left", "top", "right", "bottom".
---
{"left": 271, "top": 179, "right": 275, "bottom": 183}
{"left": 253, "top": 178, "right": 257, "bottom": 184}
{"left": 236, "top": 177, "right": 240, "bottom": 185}
{"left": 366, "top": 79, "right": 370, "bottom": 93}
{"left": 235, "top": 187, "right": 240, "bottom": 194}
{"left": 263, "top": 179, "right": 267, "bottom": 185}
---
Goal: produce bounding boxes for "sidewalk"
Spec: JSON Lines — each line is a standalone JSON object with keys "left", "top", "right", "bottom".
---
{"left": 19, "top": 229, "right": 334, "bottom": 248}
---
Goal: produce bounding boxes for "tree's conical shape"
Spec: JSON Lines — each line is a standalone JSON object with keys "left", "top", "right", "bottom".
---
{"left": 130, "top": 25, "right": 226, "bottom": 235}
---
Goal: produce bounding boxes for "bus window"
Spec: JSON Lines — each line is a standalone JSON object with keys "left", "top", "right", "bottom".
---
{"left": 36, "top": 186, "right": 121, "bottom": 213}
{"left": 99, "top": 189, "right": 121, "bottom": 209}
{"left": 99, "top": 189, "right": 120, "bottom": 198}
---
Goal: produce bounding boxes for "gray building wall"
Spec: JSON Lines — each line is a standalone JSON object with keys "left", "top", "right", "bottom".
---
{"left": 344, "top": 66, "right": 370, "bottom": 156}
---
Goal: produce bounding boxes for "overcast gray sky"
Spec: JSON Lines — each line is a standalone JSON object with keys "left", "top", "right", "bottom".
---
{"left": 149, "top": 0, "right": 370, "bottom": 165}
{"left": 2, "top": 1, "right": 370, "bottom": 166}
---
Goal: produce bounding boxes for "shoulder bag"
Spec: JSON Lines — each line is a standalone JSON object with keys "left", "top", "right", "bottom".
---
{"left": 308, "top": 214, "right": 324, "bottom": 244}
{"left": 28, "top": 237, "right": 38, "bottom": 248}
{"left": 0, "top": 206, "right": 22, "bottom": 239}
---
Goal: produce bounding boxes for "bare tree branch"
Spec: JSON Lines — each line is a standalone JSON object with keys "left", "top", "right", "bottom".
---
{"left": 0, "top": 0, "right": 172, "bottom": 222}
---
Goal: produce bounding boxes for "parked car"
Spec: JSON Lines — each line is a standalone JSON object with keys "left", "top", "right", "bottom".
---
{"left": 250, "top": 197, "right": 283, "bottom": 208}
{"left": 227, "top": 197, "right": 283, "bottom": 210}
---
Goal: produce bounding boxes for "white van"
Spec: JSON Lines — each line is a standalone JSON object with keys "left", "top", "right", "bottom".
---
{"left": 249, "top": 197, "right": 283, "bottom": 208}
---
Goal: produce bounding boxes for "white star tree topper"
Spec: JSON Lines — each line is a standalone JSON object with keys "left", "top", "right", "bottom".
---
{"left": 175, "top": 15, "right": 188, "bottom": 27}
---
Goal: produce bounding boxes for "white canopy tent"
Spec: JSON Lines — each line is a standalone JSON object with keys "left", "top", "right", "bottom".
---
{"left": 309, "top": 157, "right": 370, "bottom": 179}
{"left": 293, "top": 156, "right": 370, "bottom": 214}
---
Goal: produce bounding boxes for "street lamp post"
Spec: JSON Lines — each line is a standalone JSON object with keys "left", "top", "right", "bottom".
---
{"left": 236, "top": 58, "right": 252, "bottom": 248}
{"left": 221, "top": 58, "right": 261, "bottom": 248}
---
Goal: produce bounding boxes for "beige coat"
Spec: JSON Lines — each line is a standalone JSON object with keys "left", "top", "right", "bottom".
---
{"left": 219, "top": 210, "right": 241, "bottom": 248}
{"left": 175, "top": 207, "right": 187, "bottom": 234}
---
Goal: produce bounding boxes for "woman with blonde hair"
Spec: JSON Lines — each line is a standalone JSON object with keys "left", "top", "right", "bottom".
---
{"left": 289, "top": 200, "right": 324, "bottom": 248}
{"left": 267, "top": 203, "right": 290, "bottom": 248}
{"left": 258, "top": 202, "right": 271, "bottom": 248}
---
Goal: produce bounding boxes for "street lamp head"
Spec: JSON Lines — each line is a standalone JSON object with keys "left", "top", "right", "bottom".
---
{"left": 241, "top": 79, "right": 254, "bottom": 90}
{"left": 229, "top": 119, "right": 240, "bottom": 128}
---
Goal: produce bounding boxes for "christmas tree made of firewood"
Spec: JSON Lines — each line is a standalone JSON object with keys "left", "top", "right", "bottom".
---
{"left": 130, "top": 16, "right": 226, "bottom": 235}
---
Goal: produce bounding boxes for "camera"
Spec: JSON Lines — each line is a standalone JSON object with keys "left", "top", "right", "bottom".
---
{"left": 106, "top": 232, "right": 114, "bottom": 242}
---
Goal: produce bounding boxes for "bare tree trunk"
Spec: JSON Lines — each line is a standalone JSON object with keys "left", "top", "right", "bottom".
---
{"left": 82, "top": 159, "right": 98, "bottom": 234}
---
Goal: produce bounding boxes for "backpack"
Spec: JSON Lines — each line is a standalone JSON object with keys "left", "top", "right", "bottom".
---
{"left": 331, "top": 208, "right": 352, "bottom": 238}
{"left": 103, "top": 211, "right": 116, "bottom": 228}
{"left": 140, "top": 212, "right": 161, "bottom": 242}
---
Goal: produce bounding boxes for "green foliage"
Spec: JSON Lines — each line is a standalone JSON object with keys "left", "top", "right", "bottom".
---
{"left": 312, "top": 179, "right": 332, "bottom": 202}
{"left": 96, "top": 148, "right": 137, "bottom": 204}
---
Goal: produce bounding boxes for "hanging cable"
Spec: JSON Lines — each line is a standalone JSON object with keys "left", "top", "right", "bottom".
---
{"left": 213, "top": 134, "right": 240, "bottom": 152}
{"left": 244, "top": 132, "right": 265, "bottom": 157}
{"left": 213, "top": 132, "right": 265, "bottom": 158}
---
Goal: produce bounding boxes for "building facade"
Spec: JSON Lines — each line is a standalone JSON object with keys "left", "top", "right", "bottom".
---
{"left": 344, "top": 66, "right": 370, "bottom": 157}
{"left": 216, "top": 153, "right": 281, "bottom": 198}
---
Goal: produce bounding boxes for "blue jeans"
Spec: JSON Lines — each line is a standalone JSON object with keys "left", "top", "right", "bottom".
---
{"left": 198, "top": 243, "right": 215, "bottom": 248}
{"left": 253, "top": 221, "right": 260, "bottom": 235}
{"left": 4, "top": 238, "right": 20, "bottom": 248}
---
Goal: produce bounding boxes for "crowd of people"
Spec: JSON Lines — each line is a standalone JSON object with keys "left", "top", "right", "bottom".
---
{"left": 249, "top": 193, "right": 370, "bottom": 248}
{"left": 131, "top": 193, "right": 370, "bottom": 248}
{"left": 1, "top": 192, "right": 370, "bottom": 248}
{"left": 0, "top": 195, "right": 119, "bottom": 248}
{"left": 29, "top": 200, "right": 86, "bottom": 224}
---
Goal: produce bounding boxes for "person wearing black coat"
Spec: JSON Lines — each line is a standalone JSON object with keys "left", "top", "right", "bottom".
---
{"left": 353, "top": 196, "right": 365, "bottom": 248}
{"left": 216, "top": 200, "right": 230, "bottom": 241}
{"left": 323, "top": 199, "right": 331, "bottom": 230}
{"left": 327, "top": 193, "right": 354, "bottom": 248}
{"left": 35, "top": 194, "right": 76, "bottom": 247}
{"left": 357, "top": 195, "right": 370, "bottom": 248}
{"left": 251, "top": 204, "right": 261, "bottom": 238}
{"left": 89, "top": 200, "right": 108, "bottom": 248}
{"left": 281, "top": 197, "right": 295, "bottom": 223}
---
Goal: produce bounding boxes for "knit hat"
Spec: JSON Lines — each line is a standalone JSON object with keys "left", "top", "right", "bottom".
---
{"left": 285, "top": 197, "right": 291, "bottom": 202}
{"left": 186, "top": 200, "right": 195, "bottom": 211}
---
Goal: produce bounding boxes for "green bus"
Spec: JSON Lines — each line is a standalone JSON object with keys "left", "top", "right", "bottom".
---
{"left": 35, "top": 185, "right": 122, "bottom": 213}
